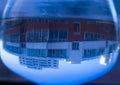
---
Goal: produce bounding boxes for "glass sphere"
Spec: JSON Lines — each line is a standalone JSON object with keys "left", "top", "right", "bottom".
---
{"left": 1, "top": 0, "right": 119, "bottom": 85}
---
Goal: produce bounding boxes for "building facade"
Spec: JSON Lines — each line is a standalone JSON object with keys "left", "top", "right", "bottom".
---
{"left": 19, "top": 56, "right": 59, "bottom": 70}
{"left": 3, "top": 18, "right": 117, "bottom": 64}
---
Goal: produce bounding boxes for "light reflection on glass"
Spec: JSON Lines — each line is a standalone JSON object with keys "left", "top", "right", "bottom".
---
{"left": 99, "top": 54, "right": 112, "bottom": 66}
{"left": 1, "top": 0, "right": 119, "bottom": 85}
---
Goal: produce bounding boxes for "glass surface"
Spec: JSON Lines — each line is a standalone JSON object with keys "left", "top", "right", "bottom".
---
{"left": 0, "top": 0, "right": 119, "bottom": 85}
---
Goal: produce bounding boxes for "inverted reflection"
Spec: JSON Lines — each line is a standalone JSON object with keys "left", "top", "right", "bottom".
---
{"left": 1, "top": 0, "right": 119, "bottom": 84}
{"left": 2, "top": 18, "right": 117, "bottom": 70}
{"left": 1, "top": 39, "right": 118, "bottom": 85}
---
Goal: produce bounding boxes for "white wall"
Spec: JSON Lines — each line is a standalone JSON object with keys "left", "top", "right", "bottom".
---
{"left": 5, "top": 41, "right": 20, "bottom": 47}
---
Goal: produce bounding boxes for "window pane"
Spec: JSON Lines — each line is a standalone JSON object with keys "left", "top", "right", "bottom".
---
{"left": 72, "top": 42, "right": 79, "bottom": 50}
{"left": 73, "top": 23, "right": 80, "bottom": 33}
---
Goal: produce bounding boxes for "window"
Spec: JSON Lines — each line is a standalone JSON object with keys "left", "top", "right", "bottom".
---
{"left": 21, "top": 24, "right": 26, "bottom": 33}
{"left": 41, "top": 29, "right": 49, "bottom": 41}
{"left": 27, "top": 49, "right": 46, "bottom": 57}
{"left": 84, "top": 32, "right": 105, "bottom": 41}
{"left": 109, "top": 44, "right": 116, "bottom": 53}
{"left": 31, "top": 49, "right": 38, "bottom": 56}
{"left": 27, "top": 29, "right": 49, "bottom": 42}
{"left": 84, "top": 32, "right": 89, "bottom": 40}
{"left": 5, "top": 45, "right": 21, "bottom": 54}
{"left": 72, "top": 42, "right": 79, "bottom": 50}
{"left": 48, "top": 49, "right": 67, "bottom": 58}
{"left": 83, "top": 48, "right": 105, "bottom": 59}
{"left": 49, "top": 30, "right": 67, "bottom": 42}
{"left": 27, "top": 29, "right": 67, "bottom": 42}
{"left": 59, "top": 30, "right": 67, "bottom": 41}
{"left": 73, "top": 23, "right": 80, "bottom": 34}
{"left": 49, "top": 30, "right": 58, "bottom": 41}
{"left": 38, "top": 49, "right": 46, "bottom": 57}
{"left": 27, "top": 30, "right": 34, "bottom": 41}
{"left": 5, "top": 33, "right": 20, "bottom": 42}
{"left": 37, "top": 31, "right": 42, "bottom": 41}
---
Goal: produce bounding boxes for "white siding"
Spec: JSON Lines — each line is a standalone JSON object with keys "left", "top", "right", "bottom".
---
{"left": 47, "top": 42, "right": 69, "bottom": 49}
{"left": 26, "top": 42, "right": 48, "bottom": 49}
{"left": 5, "top": 41, "right": 20, "bottom": 47}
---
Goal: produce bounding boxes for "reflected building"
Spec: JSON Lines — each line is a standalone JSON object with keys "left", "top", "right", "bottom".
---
{"left": 19, "top": 56, "right": 59, "bottom": 70}
{"left": 3, "top": 18, "right": 117, "bottom": 65}
{"left": 1, "top": 1, "right": 119, "bottom": 84}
